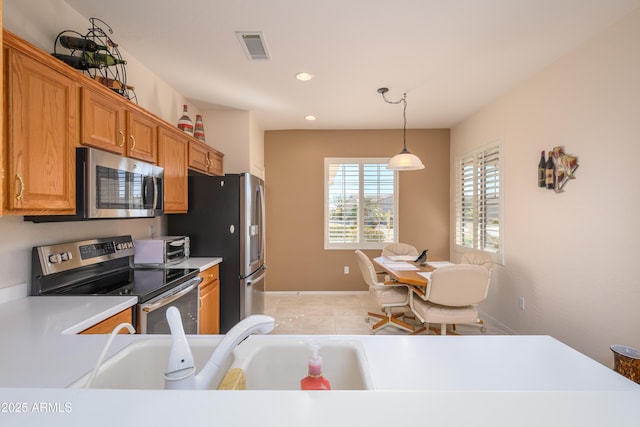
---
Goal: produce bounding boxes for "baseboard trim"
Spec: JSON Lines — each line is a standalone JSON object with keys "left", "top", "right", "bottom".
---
{"left": 265, "top": 290, "right": 369, "bottom": 297}
{"left": 477, "top": 308, "right": 518, "bottom": 335}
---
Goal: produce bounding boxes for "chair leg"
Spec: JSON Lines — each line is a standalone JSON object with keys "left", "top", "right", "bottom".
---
{"left": 367, "top": 310, "right": 414, "bottom": 333}
{"left": 390, "top": 316, "right": 414, "bottom": 332}
{"left": 411, "top": 326, "right": 427, "bottom": 335}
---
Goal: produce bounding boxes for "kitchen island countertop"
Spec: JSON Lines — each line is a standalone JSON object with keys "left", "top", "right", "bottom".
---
{"left": 0, "top": 275, "right": 639, "bottom": 426}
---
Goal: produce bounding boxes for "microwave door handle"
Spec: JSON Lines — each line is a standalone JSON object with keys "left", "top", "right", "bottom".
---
{"left": 152, "top": 176, "right": 158, "bottom": 209}
{"left": 141, "top": 176, "right": 156, "bottom": 209}
{"left": 141, "top": 278, "right": 201, "bottom": 313}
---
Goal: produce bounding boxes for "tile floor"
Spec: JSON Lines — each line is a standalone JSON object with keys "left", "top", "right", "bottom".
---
{"left": 264, "top": 291, "right": 509, "bottom": 336}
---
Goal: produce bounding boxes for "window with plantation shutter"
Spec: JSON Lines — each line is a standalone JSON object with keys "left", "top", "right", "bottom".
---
{"left": 325, "top": 158, "right": 398, "bottom": 249}
{"left": 455, "top": 142, "right": 504, "bottom": 264}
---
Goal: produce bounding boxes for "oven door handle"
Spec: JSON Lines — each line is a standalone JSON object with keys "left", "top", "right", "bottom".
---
{"left": 141, "top": 277, "right": 202, "bottom": 313}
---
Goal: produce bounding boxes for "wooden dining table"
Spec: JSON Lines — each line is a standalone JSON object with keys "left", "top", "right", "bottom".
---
{"left": 372, "top": 256, "right": 455, "bottom": 297}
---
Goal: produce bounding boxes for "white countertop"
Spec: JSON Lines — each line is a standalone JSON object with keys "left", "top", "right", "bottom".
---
{"left": 170, "top": 257, "right": 222, "bottom": 271}
{"left": 0, "top": 262, "right": 638, "bottom": 426}
{"left": 0, "top": 295, "right": 138, "bottom": 388}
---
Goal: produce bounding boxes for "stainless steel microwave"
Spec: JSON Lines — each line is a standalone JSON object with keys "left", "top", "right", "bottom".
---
{"left": 26, "top": 147, "right": 163, "bottom": 222}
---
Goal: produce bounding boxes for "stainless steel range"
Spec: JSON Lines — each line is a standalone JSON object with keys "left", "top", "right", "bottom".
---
{"left": 31, "top": 235, "right": 201, "bottom": 334}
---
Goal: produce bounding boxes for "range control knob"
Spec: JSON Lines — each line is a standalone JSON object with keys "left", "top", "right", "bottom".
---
{"left": 48, "top": 253, "right": 62, "bottom": 264}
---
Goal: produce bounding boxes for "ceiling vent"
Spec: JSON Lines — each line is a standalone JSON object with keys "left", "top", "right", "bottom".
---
{"left": 236, "top": 31, "right": 270, "bottom": 61}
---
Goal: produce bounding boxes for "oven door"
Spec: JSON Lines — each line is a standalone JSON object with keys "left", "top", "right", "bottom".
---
{"left": 138, "top": 277, "right": 201, "bottom": 334}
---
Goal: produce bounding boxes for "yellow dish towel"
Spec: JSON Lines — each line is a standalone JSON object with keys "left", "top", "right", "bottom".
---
{"left": 217, "top": 368, "right": 247, "bottom": 390}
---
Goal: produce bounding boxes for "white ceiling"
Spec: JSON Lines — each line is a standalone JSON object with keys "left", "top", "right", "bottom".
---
{"left": 64, "top": 0, "right": 640, "bottom": 130}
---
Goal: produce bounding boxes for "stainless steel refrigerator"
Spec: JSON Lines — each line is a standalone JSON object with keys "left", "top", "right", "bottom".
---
{"left": 168, "top": 173, "right": 266, "bottom": 333}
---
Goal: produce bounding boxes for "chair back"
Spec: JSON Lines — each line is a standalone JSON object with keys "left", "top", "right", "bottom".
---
{"left": 355, "top": 250, "right": 382, "bottom": 289}
{"left": 460, "top": 250, "right": 494, "bottom": 272}
{"left": 425, "top": 264, "right": 490, "bottom": 306}
{"left": 382, "top": 243, "right": 418, "bottom": 257}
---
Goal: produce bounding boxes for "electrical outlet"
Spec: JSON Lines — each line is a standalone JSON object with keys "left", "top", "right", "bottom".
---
{"left": 343, "top": 266, "right": 350, "bottom": 275}
{"left": 518, "top": 297, "right": 526, "bottom": 311}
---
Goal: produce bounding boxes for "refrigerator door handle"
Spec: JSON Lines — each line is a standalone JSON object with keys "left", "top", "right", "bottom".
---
{"left": 246, "top": 269, "right": 267, "bottom": 287}
{"left": 257, "top": 183, "right": 266, "bottom": 261}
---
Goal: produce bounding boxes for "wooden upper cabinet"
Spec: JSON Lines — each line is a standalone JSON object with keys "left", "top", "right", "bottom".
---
{"left": 80, "top": 86, "right": 157, "bottom": 163}
{"left": 79, "top": 86, "right": 125, "bottom": 154}
{"left": 158, "top": 125, "right": 188, "bottom": 213}
{"left": 3, "top": 42, "right": 76, "bottom": 214}
{"left": 188, "top": 138, "right": 224, "bottom": 176}
{"left": 127, "top": 110, "right": 157, "bottom": 163}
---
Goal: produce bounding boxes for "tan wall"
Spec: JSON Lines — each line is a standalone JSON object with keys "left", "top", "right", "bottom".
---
{"left": 264, "top": 129, "right": 449, "bottom": 292}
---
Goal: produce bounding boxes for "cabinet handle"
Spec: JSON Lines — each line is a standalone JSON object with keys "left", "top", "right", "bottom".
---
{"left": 119, "top": 131, "right": 125, "bottom": 147}
{"left": 206, "top": 156, "right": 212, "bottom": 168}
{"left": 130, "top": 135, "right": 136, "bottom": 151}
{"left": 15, "top": 174, "right": 25, "bottom": 200}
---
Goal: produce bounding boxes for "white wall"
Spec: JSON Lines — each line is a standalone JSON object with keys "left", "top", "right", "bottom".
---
{"left": 451, "top": 7, "right": 640, "bottom": 366}
{"left": 0, "top": 0, "right": 187, "bottom": 290}
{"left": 249, "top": 111, "right": 265, "bottom": 180}
{"left": 203, "top": 109, "right": 265, "bottom": 179}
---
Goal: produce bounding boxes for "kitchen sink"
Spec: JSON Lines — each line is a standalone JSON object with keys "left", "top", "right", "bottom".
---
{"left": 70, "top": 336, "right": 373, "bottom": 390}
{"left": 234, "top": 337, "right": 373, "bottom": 390}
{"left": 68, "top": 336, "right": 228, "bottom": 390}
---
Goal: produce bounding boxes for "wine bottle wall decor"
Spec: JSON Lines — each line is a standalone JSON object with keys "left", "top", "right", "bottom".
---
{"left": 538, "top": 146, "right": 578, "bottom": 193}
{"left": 51, "top": 17, "right": 136, "bottom": 103}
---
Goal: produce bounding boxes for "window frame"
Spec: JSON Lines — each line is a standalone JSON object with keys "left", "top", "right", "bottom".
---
{"left": 324, "top": 157, "right": 399, "bottom": 250}
{"left": 454, "top": 141, "right": 504, "bottom": 265}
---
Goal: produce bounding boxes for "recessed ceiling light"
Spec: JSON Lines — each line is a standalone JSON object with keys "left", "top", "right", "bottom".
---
{"left": 305, "top": 115, "right": 317, "bottom": 121}
{"left": 296, "top": 72, "right": 314, "bottom": 81}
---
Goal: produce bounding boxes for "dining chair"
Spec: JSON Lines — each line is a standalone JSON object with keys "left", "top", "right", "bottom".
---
{"left": 456, "top": 250, "right": 494, "bottom": 332}
{"left": 460, "top": 250, "right": 494, "bottom": 272}
{"left": 381, "top": 243, "right": 418, "bottom": 258}
{"left": 354, "top": 250, "right": 414, "bottom": 334}
{"left": 410, "top": 264, "right": 491, "bottom": 335}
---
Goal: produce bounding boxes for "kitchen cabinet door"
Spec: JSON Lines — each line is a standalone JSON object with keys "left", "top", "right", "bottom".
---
{"left": 127, "top": 109, "right": 158, "bottom": 163}
{"left": 158, "top": 125, "right": 188, "bottom": 213}
{"left": 80, "top": 86, "right": 126, "bottom": 155}
{"left": 199, "top": 264, "right": 220, "bottom": 334}
{"left": 188, "top": 138, "right": 224, "bottom": 176}
{"left": 4, "top": 44, "right": 76, "bottom": 214}
{"left": 0, "top": 28, "right": 3, "bottom": 218}
{"left": 81, "top": 86, "right": 158, "bottom": 163}
{"left": 79, "top": 308, "right": 133, "bottom": 334}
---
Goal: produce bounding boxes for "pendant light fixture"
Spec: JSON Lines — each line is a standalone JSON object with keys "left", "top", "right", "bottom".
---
{"left": 377, "top": 87, "right": 425, "bottom": 171}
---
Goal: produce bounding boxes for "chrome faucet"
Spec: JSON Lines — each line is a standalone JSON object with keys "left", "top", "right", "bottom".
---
{"left": 164, "top": 306, "right": 274, "bottom": 390}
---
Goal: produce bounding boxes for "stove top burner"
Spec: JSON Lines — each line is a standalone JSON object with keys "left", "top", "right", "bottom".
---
{"left": 51, "top": 267, "right": 199, "bottom": 302}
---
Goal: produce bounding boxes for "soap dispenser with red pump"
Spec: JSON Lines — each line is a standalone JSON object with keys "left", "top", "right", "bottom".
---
{"left": 300, "top": 341, "right": 331, "bottom": 390}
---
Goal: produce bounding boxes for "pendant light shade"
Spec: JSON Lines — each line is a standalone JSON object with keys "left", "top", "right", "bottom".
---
{"left": 377, "top": 87, "right": 425, "bottom": 171}
{"left": 387, "top": 148, "right": 425, "bottom": 170}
